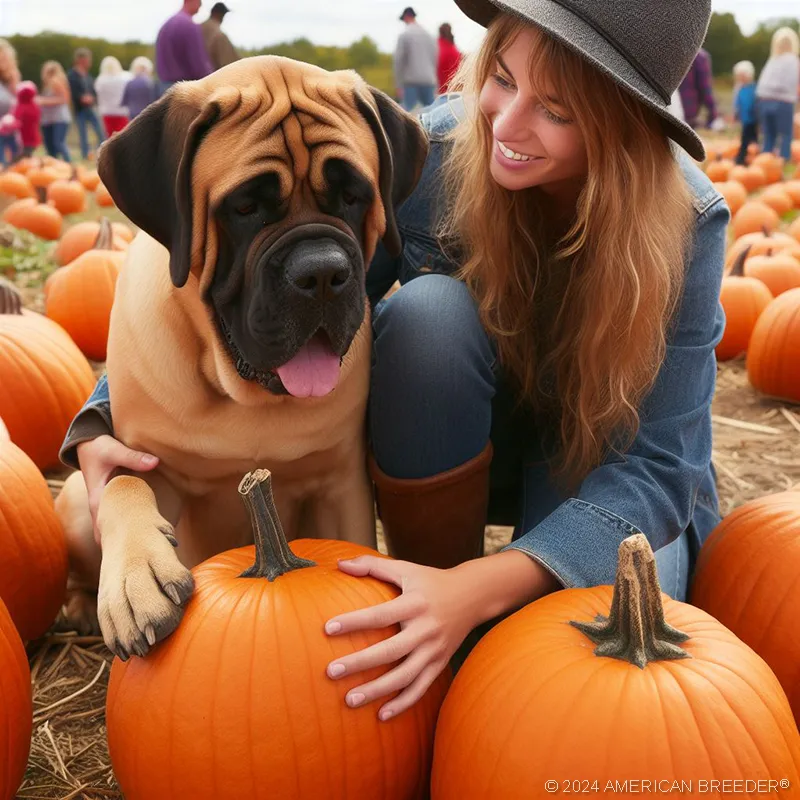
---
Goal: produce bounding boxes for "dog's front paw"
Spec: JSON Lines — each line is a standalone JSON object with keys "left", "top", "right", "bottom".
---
{"left": 97, "top": 522, "right": 194, "bottom": 661}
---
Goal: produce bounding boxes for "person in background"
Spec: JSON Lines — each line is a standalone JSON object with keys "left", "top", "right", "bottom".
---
{"left": 13, "top": 81, "right": 41, "bottom": 157}
{"left": 394, "top": 6, "right": 438, "bottom": 111}
{"left": 122, "top": 57, "right": 158, "bottom": 120}
{"left": 437, "top": 23, "right": 461, "bottom": 95}
{"left": 68, "top": 48, "right": 105, "bottom": 160}
{"left": 756, "top": 27, "right": 800, "bottom": 163}
{"left": 201, "top": 2, "right": 239, "bottom": 71}
{"left": 39, "top": 61, "right": 73, "bottom": 162}
{"left": 155, "top": 0, "right": 213, "bottom": 96}
{"left": 95, "top": 56, "right": 131, "bottom": 137}
{"left": 733, "top": 60, "right": 758, "bottom": 166}
{"left": 0, "top": 39, "right": 21, "bottom": 165}
{"left": 678, "top": 48, "right": 717, "bottom": 130}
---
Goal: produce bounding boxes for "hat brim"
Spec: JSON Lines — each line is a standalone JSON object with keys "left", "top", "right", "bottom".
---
{"left": 455, "top": 0, "right": 706, "bottom": 161}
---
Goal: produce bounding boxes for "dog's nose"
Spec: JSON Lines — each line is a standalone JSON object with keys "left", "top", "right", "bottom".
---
{"left": 284, "top": 239, "right": 352, "bottom": 300}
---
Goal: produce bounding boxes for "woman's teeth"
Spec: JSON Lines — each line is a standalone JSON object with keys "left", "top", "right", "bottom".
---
{"left": 498, "top": 141, "right": 533, "bottom": 161}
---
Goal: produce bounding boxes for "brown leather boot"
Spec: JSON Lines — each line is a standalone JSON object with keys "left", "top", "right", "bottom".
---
{"left": 368, "top": 443, "right": 493, "bottom": 569}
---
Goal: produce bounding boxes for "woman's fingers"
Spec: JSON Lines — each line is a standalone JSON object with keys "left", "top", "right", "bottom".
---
{"left": 101, "top": 437, "right": 159, "bottom": 472}
{"left": 325, "top": 591, "right": 425, "bottom": 636}
{"left": 377, "top": 661, "right": 446, "bottom": 721}
{"left": 327, "top": 627, "right": 419, "bottom": 679}
{"left": 336, "top": 554, "right": 409, "bottom": 586}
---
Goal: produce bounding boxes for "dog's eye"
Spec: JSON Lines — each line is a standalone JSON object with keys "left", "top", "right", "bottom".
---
{"left": 342, "top": 190, "right": 359, "bottom": 206}
{"left": 235, "top": 203, "right": 257, "bottom": 216}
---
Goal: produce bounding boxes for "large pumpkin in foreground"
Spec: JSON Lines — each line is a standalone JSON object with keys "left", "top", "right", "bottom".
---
{"left": 0, "top": 596, "right": 31, "bottom": 800}
{"left": 0, "top": 297, "right": 94, "bottom": 469}
{"left": 747, "top": 287, "right": 800, "bottom": 402}
{"left": 0, "top": 438, "right": 68, "bottom": 640}
{"left": 692, "top": 489, "right": 800, "bottom": 723}
{"left": 106, "top": 470, "right": 449, "bottom": 800}
{"left": 431, "top": 535, "right": 800, "bottom": 799}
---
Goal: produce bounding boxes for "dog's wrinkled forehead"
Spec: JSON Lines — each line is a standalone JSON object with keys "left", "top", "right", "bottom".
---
{"left": 176, "top": 58, "right": 381, "bottom": 212}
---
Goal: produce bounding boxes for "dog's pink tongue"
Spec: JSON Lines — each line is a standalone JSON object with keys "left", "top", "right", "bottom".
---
{"left": 275, "top": 334, "right": 340, "bottom": 398}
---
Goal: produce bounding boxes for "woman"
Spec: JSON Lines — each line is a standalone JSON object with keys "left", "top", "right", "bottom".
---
{"left": 39, "top": 61, "right": 73, "bottom": 162}
{"left": 94, "top": 56, "right": 130, "bottom": 137}
{"left": 121, "top": 57, "right": 158, "bottom": 120}
{"left": 64, "top": 0, "right": 725, "bottom": 721}
{"left": 0, "top": 38, "right": 21, "bottom": 165}
{"left": 437, "top": 22, "right": 462, "bottom": 94}
{"left": 756, "top": 26, "right": 800, "bottom": 162}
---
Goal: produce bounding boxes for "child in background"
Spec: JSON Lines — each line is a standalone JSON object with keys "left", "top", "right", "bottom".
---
{"left": 733, "top": 60, "right": 758, "bottom": 165}
{"left": 0, "top": 112, "right": 20, "bottom": 165}
{"left": 13, "top": 80, "right": 41, "bottom": 157}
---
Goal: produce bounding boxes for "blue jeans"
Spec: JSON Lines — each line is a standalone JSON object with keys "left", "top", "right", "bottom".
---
{"left": 42, "top": 123, "right": 71, "bottom": 162}
{"left": 75, "top": 107, "right": 105, "bottom": 159}
{"left": 0, "top": 133, "right": 18, "bottom": 166}
{"left": 759, "top": 99, "right": 794, "bottom": 161}
{"left": 402, "top": 84, "right": 435, "bottom": 112}
{"left": 369, "top": 274, "right": 691, "bottom": 600}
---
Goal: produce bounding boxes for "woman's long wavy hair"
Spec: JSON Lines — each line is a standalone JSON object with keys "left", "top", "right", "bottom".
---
{"left": 439, "top": 16, "right": 695, "bottom": 488}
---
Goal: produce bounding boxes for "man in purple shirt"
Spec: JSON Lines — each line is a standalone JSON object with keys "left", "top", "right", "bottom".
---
{"left": 155, "top": 0, "right": 214, "bottom": 95}
{"left": 678, "top": 48, "right": 718, "bottom": 130}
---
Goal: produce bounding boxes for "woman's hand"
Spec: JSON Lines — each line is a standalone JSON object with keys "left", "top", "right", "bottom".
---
{"left": 325, "top": 556, "right": 481, "bottom": 722}
{"left": 324, "top": 549, "right": 559, "bottom": 720}
{"left": 77, "top": 435, "right": 159, "bottom": 539}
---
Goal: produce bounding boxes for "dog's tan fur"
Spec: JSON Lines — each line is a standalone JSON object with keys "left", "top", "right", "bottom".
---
{"left": 56, "top": 57, "right": 426, "bottom": 658}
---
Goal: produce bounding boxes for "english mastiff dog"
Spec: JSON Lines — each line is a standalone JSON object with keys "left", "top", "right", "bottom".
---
{"left": 56, "top": 56, "right": 428, "bottom": 660}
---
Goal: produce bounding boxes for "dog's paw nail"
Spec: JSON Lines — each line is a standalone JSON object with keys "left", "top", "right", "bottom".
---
{"left": 117, "top": 647, "right": 130, "bottom": 662}
{"left": 159, "top": 525, "right": 178, "bottom": 547}
{"left": 164, "top": 584, "right": 182, "bottom": 605}
{"left": 132, "top": 640, "right": 148, "bottom": 658}
{"left": 145, "top": 624, "right": 157, "bottom": 646}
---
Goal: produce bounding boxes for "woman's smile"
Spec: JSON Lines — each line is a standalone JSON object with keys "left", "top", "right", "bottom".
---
{"left": 495, "top": 139, "right": 543, "bottom": 168}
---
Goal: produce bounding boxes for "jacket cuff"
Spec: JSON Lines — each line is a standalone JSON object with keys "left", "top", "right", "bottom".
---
{"left": 59, "top": 403, "right": 113, "bottom": 470}
{"left": 502, "top": 498, "right": 642, "bottom": 589}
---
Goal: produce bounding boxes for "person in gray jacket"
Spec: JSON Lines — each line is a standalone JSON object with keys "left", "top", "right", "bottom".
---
{"left": 394, "top": 7, "right": 438, "bottom": 111}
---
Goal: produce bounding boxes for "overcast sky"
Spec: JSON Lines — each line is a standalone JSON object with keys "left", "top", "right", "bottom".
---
{"left": 0, "top": 0, "right": 798, "bottom": 55}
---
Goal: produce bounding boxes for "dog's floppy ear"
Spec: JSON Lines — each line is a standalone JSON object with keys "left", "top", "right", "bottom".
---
{"left": 96, "top": 90, "right": 221, "bottom": 288}
{"left": 355, "top": 87, "right": 429, "bottom": 257}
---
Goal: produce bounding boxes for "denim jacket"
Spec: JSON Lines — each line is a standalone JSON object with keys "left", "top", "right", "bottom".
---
{"left": 62, "top": 94, "right": 728, "bottom": 590}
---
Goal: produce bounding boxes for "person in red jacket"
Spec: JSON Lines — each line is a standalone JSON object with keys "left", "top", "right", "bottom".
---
{"left": 13, "top": 80, "right": 41, "bottom": 156}
{"left": 437, "top": 23, "right": 462, "bottom": 94}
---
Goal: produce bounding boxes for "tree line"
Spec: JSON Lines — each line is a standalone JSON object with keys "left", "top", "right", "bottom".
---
{"left": 5, "top": 31, "right": 395, "bottom": 94}
{"left": 704, "top": 14, "right": 800, "bottom": 76}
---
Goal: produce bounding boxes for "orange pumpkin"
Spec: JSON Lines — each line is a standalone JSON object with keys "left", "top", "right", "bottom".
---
{"left": 26, "top": 164, "right": 62, "bottom": 189}
{"left": 747, "top": 287, "right": 800, "bottom": 402}
{"left": 792, "top": 140, "right": 800, "bottom": 164}
{"left": 731, "top": 200, "right": 780, "bottom": 239}
{"left": 45, "top": 219, "right": 125, "bottom": 360}
{"left": 0, "top": 439, "right": 68, "bottom": 640}
{"left": 713, "top": 180, "right": 747, "bottom": 216}
{"left": 54, "top": 218, "right": 132, "bottom": 266}
{"left": 757, "top": 184, "right": 793, "bottom": 216}
{"left": 716, "top": 248, "right": 773, "bottom": 361}
{"left": 705, "top": 156, "right": 733, "bottom": 182}
{"left": 8, "top": 157, "right": 38, "bottom": 175}
{"left": 787, "top": 215, "right": 800, "bottom": 243}
{"left": 95, "top": 181, "right": 114, "bottom": 207}
{"left": 46, "top": 178, "right": 87, "bottom": 215}
{"left": 431, "top": 535, "right": 800, "bottom": 799}
{"left": 76, "top": 166, "right": 101, "bottom": 191}
{"left": 692, "top": 490, "right": 800, "bottom": 724}
{"left": 729, "top": 164, "right": 766, "bottom": 192}
{"left": 744, "top": 249, "right": 800, "bottom": 296}
{"left": 0, "top": 596, "right": 31, "bottom": 800}
{"left": 106, "top": 470, "right": 449, "bottom": 800}
{"left": 1, "top": 192, "right": 62, "bottom": 240}
{"left": 0, "top": 171, "right": 35, "bottom": 199}
{"left": 781, "top": 179, "right": 800, "bottom": 207}
{"left": 725, "top": 229, "right": 797, "bottom": 271}
{"left": 0, "top": 305, "right": 94, "bottom": 469}
{"left": 751, "top": 152, "right": 784, "bottom": 184}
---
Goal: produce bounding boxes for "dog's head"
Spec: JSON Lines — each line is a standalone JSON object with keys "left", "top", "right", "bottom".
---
{"left": 98, "top": 56, "right": 428, "bottom": 399}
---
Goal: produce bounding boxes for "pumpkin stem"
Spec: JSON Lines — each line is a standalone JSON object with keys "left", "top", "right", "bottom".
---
{"left": 238, "top": 469, "right": 316, "bottom": 581}
{"left": 729, "top": 245, "right": 751, "bottom": 277}
{"left": 94, "top": 217, "right": 114, "bottom": 250}
{"left": 0, "top": 277, "right": 22, "bottom": 316}
{"left": 35, "top": 186, "right": 47, "bottom": 204}
{"left": 570, "top": 534, "right": 690, "bottom": 669}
